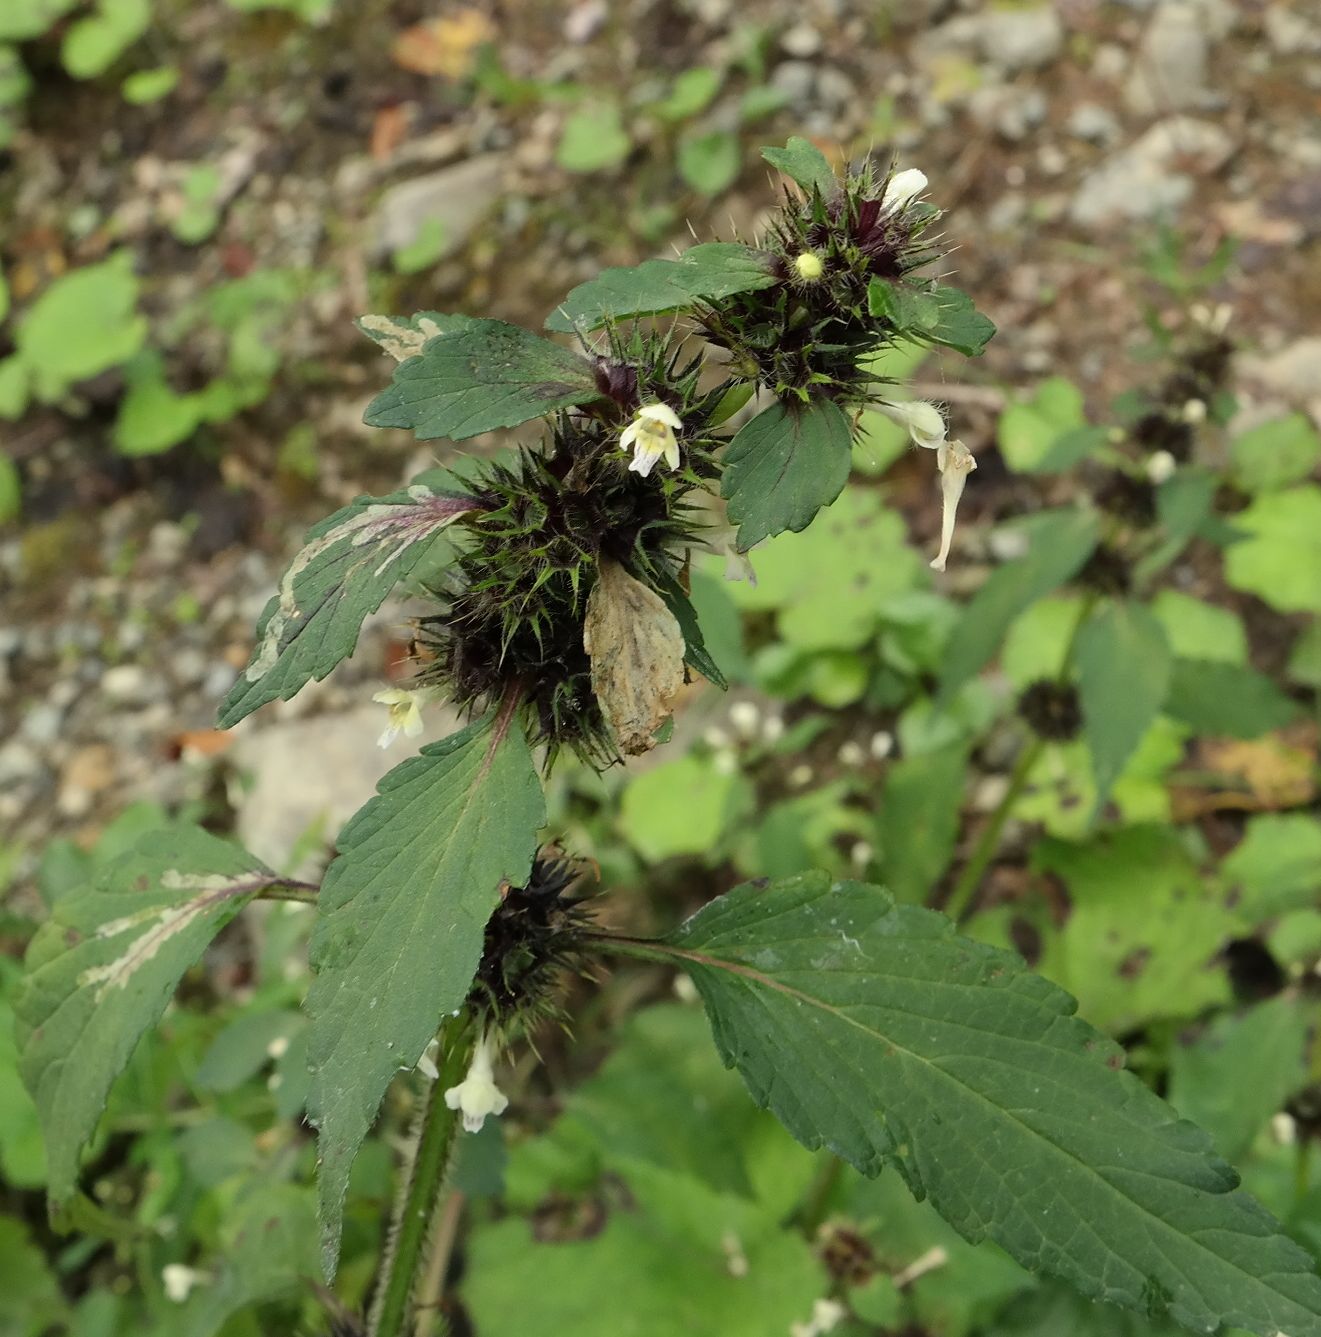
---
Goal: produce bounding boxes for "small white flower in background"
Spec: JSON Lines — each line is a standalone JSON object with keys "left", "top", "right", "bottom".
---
{"left": 1272, "top": 1112, "right": 1298, "bottom": 1146}
{"left": 712, "top": 749, "right": 739, "bottom": 777}
{"left": 1182, "top": 398, "right": 1207, "bottom": 424}
{"left": 444, "top": 1029, "right": 508, "bottom": 1133}
{"left": 875, "top": 398, "right": 946, "bottom": 450}
{"left": 837, "top": 740, "right": 866, "bottom": 768}
{"left": 792, "top": 1297, "right": 847, "bottom": 1337}
{"left": 163, "top": 1264, "right": 208, "bottom": 1304}
{"left": 372, "top": 686, "right": 431, "bottom": 748}
{"left": 850, "top": 840, "right": 873, "bottom": 869}
{"left": 1146, "top": 450, "right": 1177, "bottom": 485}
{"left": 702, "top": 724, "right": 731, "bottom": 750}
{"left": 761, "top": 713, "right": 785, "bottom": 745}
{"left": 265, "top": 1034, "right": 290, "bottom": 1061}
{"left": 793, "top": 250, "right": 825, "bottom": 281}
{"left": 788, "top": 763, "right": 814, "bottom": 789}
{"left": 882, "top": 167, "right": 928, "bottom": 211}
{"left": 869, "top": 730, "right": 894, "bottom": 761}
{"left": 620, "top": 402, "right": 683, "bottom": 477}
{"left": 729, "top": 700, "right": 761, "bottom": 738}
{"left": 930, "top": 439, "right": 977, "bottom": 573}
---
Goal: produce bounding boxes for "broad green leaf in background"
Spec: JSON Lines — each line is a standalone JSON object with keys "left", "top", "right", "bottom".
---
{"left": 761, "top": 135, "right": 837, "bottom": 196}
{"left": 721, "top": 398, "right": 853, "bottom": 550}
{"left": 996, "top": 376, "right": 1087, "bottom": 473}
{"left": 1164, "top": 658, "right": 1298, "bottom": 739}
{"left": 363, "top": 318, "right": 602, "bottom": 439}
{"left": 305, "top": 713, "right": 544, "bottom": 1274}
{"left": 0, "top": 0, "right": 79, "bottom": 42}
{"left": 545, "top": 242, "right": 776, "bottom": 332}
{"left": 61, "top": 0, "right": 150, "bottom": 79}
{"left": 113, "top": 350, "right": 203, "bottom": 455}
{"left": 1231, "top": 414, "right": 1321, "bottom": 494}
{"left": 0, "top": 1217, "right": 64, "bottom": 1337}
{"left": 556, "top": 103, "right": 631, "bottom": 172}
{"left": 719, "top": 487, "right": 924, "bottom": 651}
{"left": 1168, "top": 997, "right": 1309, "bottom": 1164}
{"left": 1075, "top": 600, "right": 1171, "bottom": 813}
{"left": 988, "top": 1282, "right": 1186, "bottom": 1337}
{"left": 875, "top": 743, "right": 968, "bottom": 903}
{"left": 16, "top": 253, "right": 146, "bottom": 402}
{"left": 0, "top": 986, "right": 44, "bottom": 1188}
{"left": 1225, "top": 485, "right": 1321, "bottom": 614}
{"left": 657, "top": 871, "right": 1321, "bottom": 1337}
{"left": 121, "top": 64, "right": 177, "bottom": 103}
{"left": 938, "top": 508, "right": 1100, "bottom": 699}
{"left": 15, "top": 826, "right": 290, "bottom": 1202}
{"left": 677, "top": 129, "right": 740, "bottom": 196}
{"left": 619, "top": 753, "right": 752, "bottom": 862}
{"left": 1150, "top": 589, "right": 1247, "bottom": 665}
{"left": 651, "top": 67, "right": 722, "bottom": 122}
{"left": 218, "top": 472, "right": 476, "bottom": 728}
{"left": 1033, "top": 826, "right": 1240, "bottom": 1032}
{"left": 1222, "top": 814, "right": 1321, "bottom": 921}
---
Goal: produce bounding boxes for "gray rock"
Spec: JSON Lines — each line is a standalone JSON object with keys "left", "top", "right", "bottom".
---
{"left": 1125, "top": 3, "right": 1209, "bottom": 114}
{"left": 995, "top": 88, "right": 1049, "bottom": 140}
{"left": 1070, "top": 117, "right": 1234, "bottom": 226}
{"left": 370, "top": 153, "right": 508, "bottom": 261}
{"left": 1067, "top": 103, "right": 1122, "bottom": 146}
{"left": 815, "top": 66, "right": 857, "bottom": 110}
{"left": 231, "top": 702, "right": 462, "bottom": 873}
{"left": 771, "top": 60, "right": 816, "bottom": 108}
{"left": 0, "top": 741, "right": 43, "bottom": 787}
{"left": 1265, "top": 5, "right": 1321, "bottom": 54}
{"left": 101, "top": 663, "right": 155, "bottom": 705}
{"left": 781, "top": 22, "right": 823, "bottom": 58}
{"left": 978, "top": 7, "right": 1063, "bottom": 72}
{"left": 1237, "top": 337, "right": 1321, "bottom": 405}
{"left": 20, "top": 703, "right": 64, "bottom": 747}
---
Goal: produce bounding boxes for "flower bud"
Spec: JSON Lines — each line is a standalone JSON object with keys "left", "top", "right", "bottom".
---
{"left": 793, "top": 250, "right": 825, "bottom": 281}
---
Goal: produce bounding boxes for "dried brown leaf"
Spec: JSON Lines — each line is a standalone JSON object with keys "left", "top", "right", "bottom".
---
{"left": 583, "top": 560, "right": 685, "bottom": 756}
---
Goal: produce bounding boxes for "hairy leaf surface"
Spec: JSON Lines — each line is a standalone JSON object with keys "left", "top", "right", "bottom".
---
{"left": 664, "top": 872, "right": 1321, "bottom": 1337}
{"left": 364, "top": 317, "right": 601, "bottom": 438}
{"left": 218, "top": 473, "right": 476, "bottom": 728}
{"left": 306, "top": 713, "right": 544, "bottom": 1274}
{"left": 16, "top": 827, "right": 287, "bottom": 1201}
{"left": 721, "top": 399, "right": 852, "bottom": 551}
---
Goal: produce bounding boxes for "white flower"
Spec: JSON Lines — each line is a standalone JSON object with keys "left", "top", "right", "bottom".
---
{"left": 876, "top": 398, "right": 946, "bottom": 450}
{"left": 869, "top": 730, "right": 894, "bottom": 760}
{"left": 444, "top": 1030, "right": 508, "bottom": 1134}
{"left": 372, "top": 686, "right": 431, "bottom": 748}
{"left": 620, "top": 402, "right": 683, "bottom": 477}
{"left": 162, "top": 1264, "right": 207, "bottom": 1304}
{"left": 1146, "top": 450, "right": 1177, "bottom": 484}
{"left": 930, "top": 439, "right": 977, "bottom": 572}
{"left": 729, "top": 700, "right": 761, "bottom": 738}
{"left": 792, "top": 1298, "right": 847, "bottom": 1337}
{"left": 882, "top": 167, "right": 928, "bottom": 211}
{"left": 837, "top": 741, "right": 866, "bottom": 768}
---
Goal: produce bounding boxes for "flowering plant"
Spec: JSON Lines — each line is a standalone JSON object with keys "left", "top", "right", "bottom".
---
{"left": 15, "top": 141, "right": 1321, "bottom": 1337}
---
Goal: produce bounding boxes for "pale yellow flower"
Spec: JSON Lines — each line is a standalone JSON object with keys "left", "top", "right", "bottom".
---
{"left": 620, "top": 402, "right": 683, "bottom": 477}
{"left": 444, "top": 1030, "right": 508, "bottom": 1134}
{"left": 372, "top": 687, "right": 428, "bottom": 748}
{"left": 930, "top": 439, "right": 977, "bottom": 572}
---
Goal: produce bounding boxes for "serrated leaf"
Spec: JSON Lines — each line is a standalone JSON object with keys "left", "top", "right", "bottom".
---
{"left": 218, "top": 474, "right": 476, "bottom": 728}
{"left": 721, "top": 398, "right": 853, "bottom": 550}
{"left": 354, "top": 310, "right": 477, "bottom": 362}
{"left": 305, "top": 713, "right": 544, "bottom": 1275}
{"left": 760, "top": 136, "right": 837, "bottom": 196}
{"left": 15, "top": 826, "right": 285, "bottom": 1202}
{"left": 925, "top": 285, "right": 996, "bottom": 357}
{"left": 867, "top": 278, "right": 940, "bottom": 333}
{"left": 663, "top": 870, "right": 1321, "bottom": 1337}
{"left": 938, "top": 509, "right": 1100, "bottom": 700}
{"left": 1231, "top": 414, "right": 1321, "bottom": 494}
{"left": 1165, "top": 658, "right": 1298, "bottom": 739}
{"left": 363, "top": 317, "right": 601, "bottom": 438}
{"left": 1076, "top": 601, "right": 1171, "bottom": 812}
{"left": 649, "top": 564, "right": 728, "bottom": 689}
{"left": 545, "top": 242, "right": 776, "bottom": 333}
{"left": 875, "top": 743, "right": 968, "bottom": 903}
{"left": 1225, "top": 485, "right": 1321, "bottom": 614}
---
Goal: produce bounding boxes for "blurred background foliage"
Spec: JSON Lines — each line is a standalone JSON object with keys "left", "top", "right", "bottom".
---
{"left": 2, "top": 0, "right": 1321, "bottom": 1333}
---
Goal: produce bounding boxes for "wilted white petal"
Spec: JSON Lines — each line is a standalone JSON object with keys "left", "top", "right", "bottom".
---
{"left": 930, "top": 439, "right": 977, "bottom": 572}
{"left": 882, "top": 167, "right": 928, "bottom": 211}
{"left": 876, "top": 398, "right": 946, "bottom": 450}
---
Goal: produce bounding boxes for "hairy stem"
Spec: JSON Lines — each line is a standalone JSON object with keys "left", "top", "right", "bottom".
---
{"left": 369, "top": 1015, "right": 473, "bottom": 1337}
{"left": 943, "top": 593, "right": 1097, "bottom": 924}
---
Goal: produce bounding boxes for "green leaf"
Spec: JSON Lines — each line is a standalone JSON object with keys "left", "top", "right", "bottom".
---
{"left": 664, "top": 870, "right": 1321, "bottom": 1337}
{"left": 760, "top": 136, "right": 837, "bottom": 196}
{"left": 938, "top": 509, "right": 1100, "bottom": 700}
{"left": 113, "top": 351, "right": 202, "bottom": 455}
{"left": 546, "top": 242, "right": 776, "bottom": 333}
{"left": 1076, "top": 601, "right": 1171, "bottom": 813}
{"left": 0, "top": 451, "right": 19, "bottom": 524}
{"left": 620, "top": 754, "right": 751, "bottom": 862}
{"left": 996, "top": 377, "right": 1087, "bottom": 473}
{"left": 1150, "top": 589, "right": 1247, "bottom": 665}
{"left": 1033, "top": 826, "right": 1240, "bottom": 1032}
{"left": 355, "top": 310, "right": 476, "bottom": 362}
{"left": 720, "top": 399, "right": 853, "bottom": 550}
{"left": 875, "top": 743, "right": 968, "bottom": 903}
{"left": 305, "top": 713, "right": 544, "bottom": 1275}
{"left": 16, "top": 253, "right": 146, "bottom": 401}
{"left": 364, "top": 317, "right": 601, "bottom": 438}
{"left": 1225, "top": 485, "right": 1321, "bottom": 613}
{"left": 1231, "top": 414, "right": 1321, "bottom": 494}
{"left": 1165, "top": 658, "right": 1298, "bottom": 739}
{"left": 867, "top": 277, "right": 940, "bottom": 333}
{"left": 677, "top": 129, "right": 740, "bottom": 196}
{"left": 1169, "top": 997, "right": 1308, "bottom": 1163}
{"left": 924, "top": 285, "right": 996, "bottom": 357}
{"left": 649, "top": 565, "right": 728, "bottom": 689}
{"left": 120, "top": 65, "right": 177, "bottom": 104}
{"left": 218, "top": 473, "right": 476, "bottom": 728}
{"left": 0, "top": 0, "right": 79, "bottom": 42}
{"left": 60, "top": 0, "right": 149, "bottom": 79}
{"left": 1222, "top": 815, "right": 1321, "bottom": 921}
{"left": 15, "top": 826, "right": 284, "bottom": 1202}
{"left": 556, "top": 103, "right": 631, "bottom": 172}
